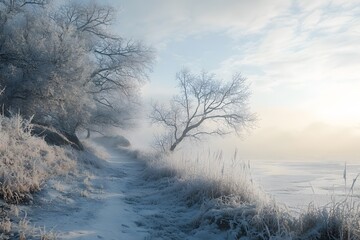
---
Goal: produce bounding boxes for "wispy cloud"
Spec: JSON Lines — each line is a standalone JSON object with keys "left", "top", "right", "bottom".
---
{"left": 208, "top": 1, "right": 360, "bottom": 128}
{"left": 111, "top": 0, "right": 360, "bottom": 159}
{"left": 114, "top": 0, "right": 291, "bottom": 43}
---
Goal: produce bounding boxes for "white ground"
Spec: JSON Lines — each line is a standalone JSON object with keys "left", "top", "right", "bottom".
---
{"left": 29, "top": 138, "right": 226, "bottom": 240}
{"left": 26, "top": 137, "right": 360, "bottom": 239}
{"left": 29, "top": 141, "right": 149, "bottom": 239}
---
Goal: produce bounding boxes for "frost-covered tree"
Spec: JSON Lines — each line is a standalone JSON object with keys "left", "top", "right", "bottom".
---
{"left": 150, "top": 69, "right": 255, "bottom": 152}
{"left": 52, "top": 1, "right": 153, "bottom": 136}
{"left": 0, "top": 0, "right": 153, "bottom": 147}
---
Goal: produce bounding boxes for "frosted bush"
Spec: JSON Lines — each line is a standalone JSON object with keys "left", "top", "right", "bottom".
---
{"left": 0, "top": 114, "right": 76, "bottom": 203}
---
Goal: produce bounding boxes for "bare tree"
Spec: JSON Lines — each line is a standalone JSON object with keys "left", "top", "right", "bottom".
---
{"left": 150, "top": 69, "right": 256, "bottom": 152}
{"left": 0, "top": 0, "right": 48, "bottom": 12}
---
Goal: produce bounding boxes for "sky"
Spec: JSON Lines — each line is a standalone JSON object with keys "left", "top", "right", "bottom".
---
{"left": 107, "top": 0, "right": 360, "bottom": 161}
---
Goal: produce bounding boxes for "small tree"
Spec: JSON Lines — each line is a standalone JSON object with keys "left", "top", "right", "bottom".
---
{"left": 150, "top": 69, "right": 256, "bottom": 152}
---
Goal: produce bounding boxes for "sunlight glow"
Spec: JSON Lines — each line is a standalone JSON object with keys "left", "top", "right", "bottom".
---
{"left": 309, "top": 85, "right": 360, "bottom": 126}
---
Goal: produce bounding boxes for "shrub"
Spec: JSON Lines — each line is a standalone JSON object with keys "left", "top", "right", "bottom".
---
{"left": 0, "top": 114, "right": 76, "bottom": 203}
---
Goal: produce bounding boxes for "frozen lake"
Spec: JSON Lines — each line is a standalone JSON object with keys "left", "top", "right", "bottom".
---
{"left": 250, "top": 160, "right": 360, "bottom": 210}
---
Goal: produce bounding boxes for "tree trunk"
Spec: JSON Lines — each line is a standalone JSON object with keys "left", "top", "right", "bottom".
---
{"left": 169, "top": 138, "right": 182, "bottom": 151}
{"left": 169, "top": 143, "right": 177, "bottom": 152}
{"left": 63, "top": 131, "right": 84, "bottom": 151}
{"left": 86, "top": 128, "right": 91, "bottom": 138}
{"left": 31, "top": 124, "right": 84, "bottom": 151}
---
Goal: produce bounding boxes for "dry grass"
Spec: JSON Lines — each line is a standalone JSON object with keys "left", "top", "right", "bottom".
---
{"left": 143, "top": 149, "right": 360, "bottom": 239}
{"left": 297, "top": 199, "right": 360, "bottom": 239}
{"left": 82, "top": 140, "right": 110, "bottom": 160}
{"left": 143, "top": 150, "right": 265, "bottom": 206}
{"left": 0, "top": 114, "right": 76, "bottom": 204}
{"left": 0, "top": 114, "right": 78, "bottom": 239}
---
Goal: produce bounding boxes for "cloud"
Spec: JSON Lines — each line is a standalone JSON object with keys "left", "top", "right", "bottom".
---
{"left": 296, "top": 0, "right": 359, "bottom": 13}
{"left": 111, "top": 0, "right": 360, "bottom": 97}
{"left": 211, "top": 1, "right": 360, "bottom": 129}
{"left": 104, "top": 0, "right": 360, "bottom": 161}
{"left": 113, "top": 0, "right": 291, "bottom": 43}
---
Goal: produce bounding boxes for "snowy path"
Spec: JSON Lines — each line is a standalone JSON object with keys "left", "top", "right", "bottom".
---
{"left": 62, "top": 154, "right": 150, "bottom": 239}
{"left": 28, "top": 140, "right": 234, "bottom": 239}
{"left": 29, "top": 143, "right": 154, "bottom": 239}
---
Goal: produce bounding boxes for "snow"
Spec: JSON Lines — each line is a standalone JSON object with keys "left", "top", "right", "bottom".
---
{"left": 29, "top": 141, "right": 150, "bottom": 239}
{"left": 29, "top": 138, "right": 222, "bottom": 239}
{"left": 26, "top": 137, "right": 360, "bottom": 239}
{"left": 59, "top": 165, "right": 148, "bottom": 239}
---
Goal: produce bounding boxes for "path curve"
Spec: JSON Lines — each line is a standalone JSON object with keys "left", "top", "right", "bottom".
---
{"left": 30, "top": 140, "right": 150, "bottom": 239}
